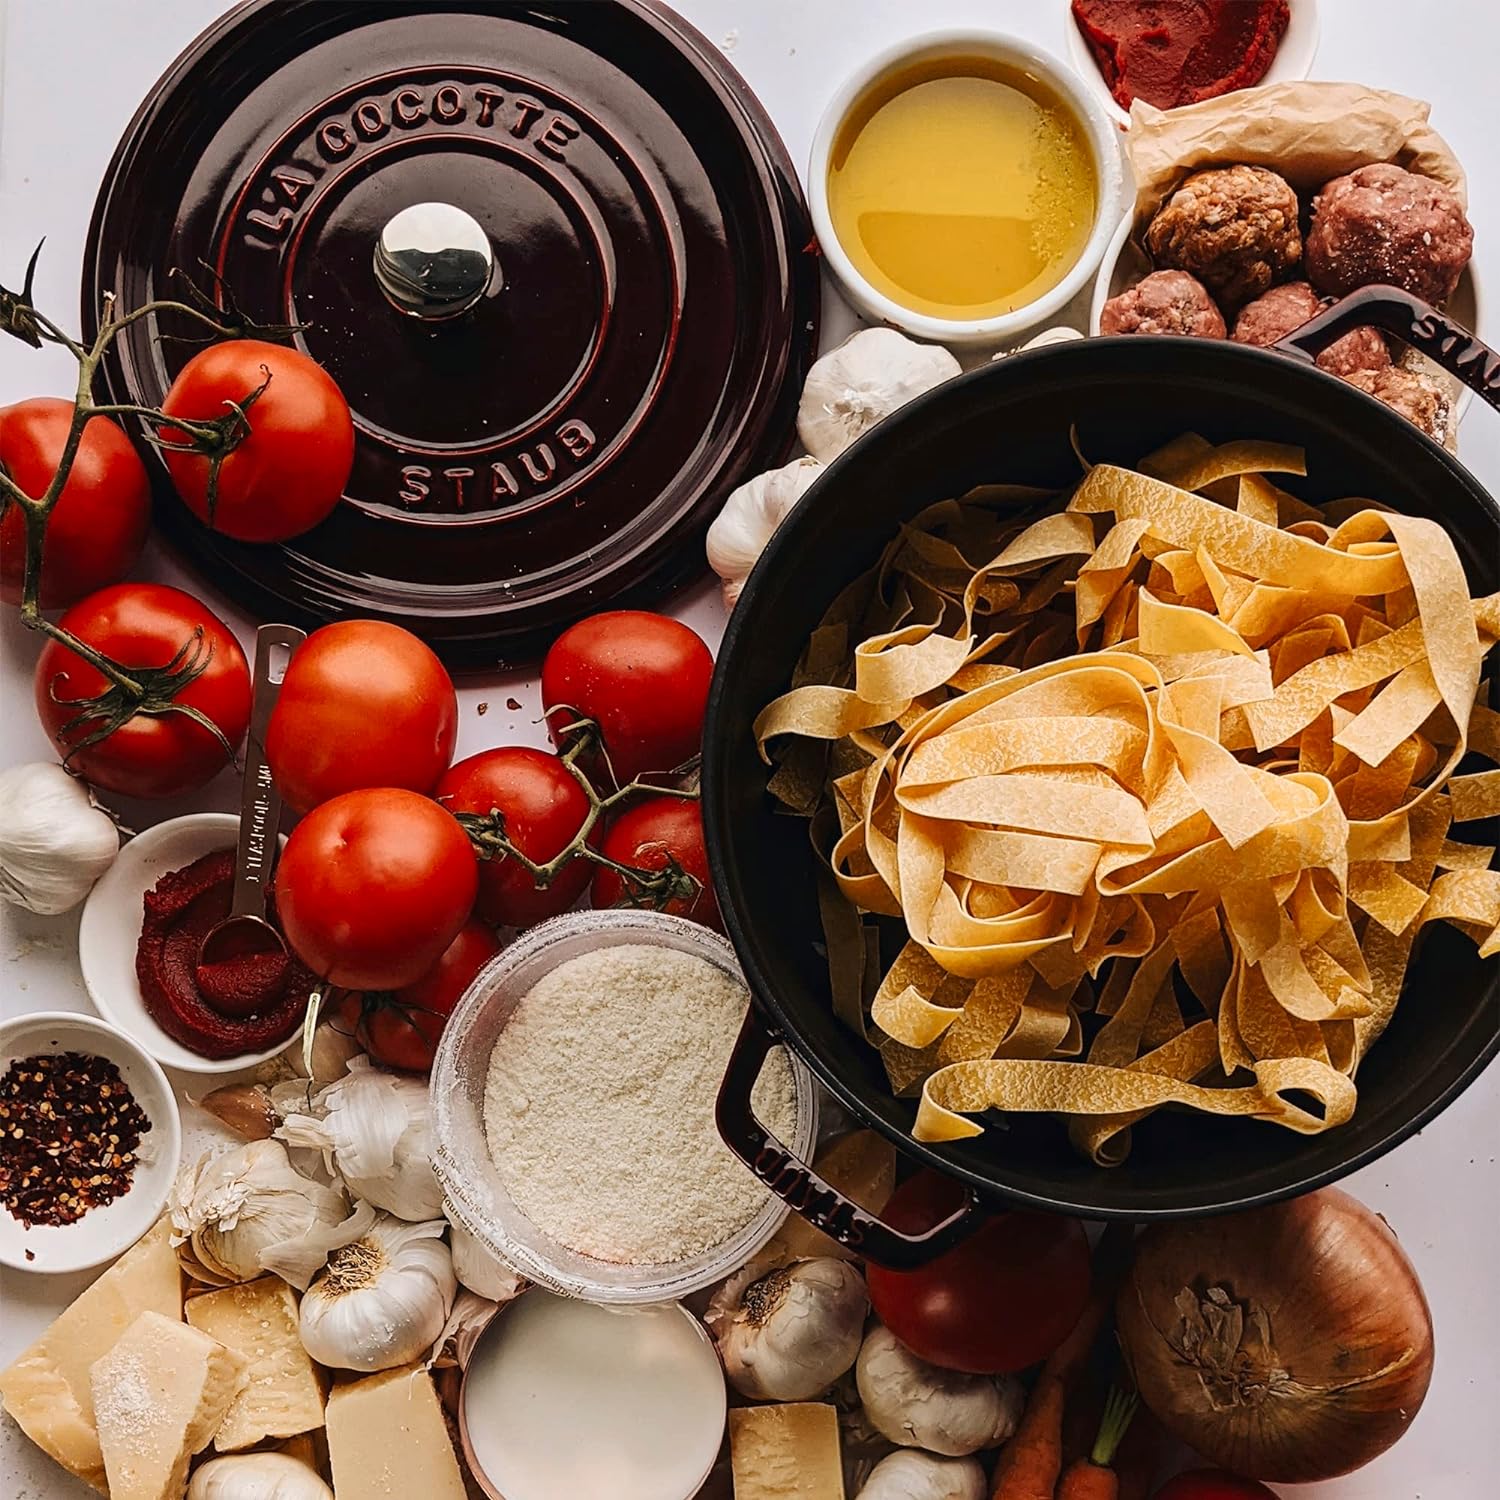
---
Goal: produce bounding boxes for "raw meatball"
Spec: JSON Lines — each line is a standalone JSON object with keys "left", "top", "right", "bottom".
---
{"left": 1100, "top": 270, "right": 1226, "bottom": 337}
{"left": 1344, "top": 365, "right": 1450, "bottom": 441}
{"left": 1232, "top": 281, "right": 1390, "bottom": 376}
{"left": 1306, "top": 164, "right": 1472, "bottom": 304}
{"left": 1145, "top": 165, "right": 1302, "bottom": 307}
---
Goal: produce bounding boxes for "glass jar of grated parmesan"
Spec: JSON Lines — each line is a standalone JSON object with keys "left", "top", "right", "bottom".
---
{"left": 430, "top": 910, "right": 817, "bottom": 1304}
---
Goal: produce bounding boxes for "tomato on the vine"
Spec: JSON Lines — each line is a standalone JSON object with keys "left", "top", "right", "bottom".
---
{"left": 267, "top": 620, "right": 457, "bottom": 813}
{"left": 865, "top": 1170, "right": 1091, "bottom": 1374}
{"left": 337, "top": 918, "right": 499, "bottom": 1072}
{"left": 33, "top": 583, "right": 250, "bottom": 800}
{"left": 274, "top": 788, "right": 478, "bottom": 990}
{"left": 435, "top": 747, "right": 595, "bottom": 928}
{"left": 159, "top": 339, "right": 353, "bottom": 543}
{"left": 541, "top": 611, "right": 713, "bottom": 785}
{"left": 591, "top": 796, "right": 719, "bottom": 931}
{"left": 1, "top": 398, "right": 151, "bottom": 608}
{"left": 1151, "top": 1474, "right": 1277, "bottom": 1500}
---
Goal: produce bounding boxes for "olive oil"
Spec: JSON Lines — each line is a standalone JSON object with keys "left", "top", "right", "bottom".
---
{"left": 828, "top": 57, "right": 1098, "bottom": 321}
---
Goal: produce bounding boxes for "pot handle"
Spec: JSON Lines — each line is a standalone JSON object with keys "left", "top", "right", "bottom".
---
{"left": 716, "top": 1005, "right": 986, "bottom": 1269}
{"left": 1274, "top": 284, "right": 1500, "bottom": 413}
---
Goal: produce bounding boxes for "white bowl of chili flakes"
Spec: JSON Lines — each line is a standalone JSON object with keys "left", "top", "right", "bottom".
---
{"left": 0, "top": 1010, "right": 180, "bottom": 1274}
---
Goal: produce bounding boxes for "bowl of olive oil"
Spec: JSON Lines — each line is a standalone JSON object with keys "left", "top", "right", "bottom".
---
{"left": 809, "top": 32, "right": 1126, "bottom": 346}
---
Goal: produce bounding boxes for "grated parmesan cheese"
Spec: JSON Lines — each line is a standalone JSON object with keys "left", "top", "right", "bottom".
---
{"left": 482, "top": 944, "right": 797, "bottom": 1265}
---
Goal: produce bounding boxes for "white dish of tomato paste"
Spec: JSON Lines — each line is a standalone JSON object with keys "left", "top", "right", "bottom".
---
{"left": 79, "top": 812, "right": 297, "bottom": 1075}
{"left": 1064, "top": 0, "right": 1320, "bottom": 130}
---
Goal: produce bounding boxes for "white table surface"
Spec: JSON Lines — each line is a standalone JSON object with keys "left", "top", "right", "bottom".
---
{"left": 1, "top": 2, "right": 1496, "bottom": 1496}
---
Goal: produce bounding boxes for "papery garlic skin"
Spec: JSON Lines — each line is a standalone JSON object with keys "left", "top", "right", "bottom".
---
{"left": 856, "top": 1325, "right": 1023, "bottom": 1457}
{"left": 299, "top": 1214, "right": 455, "bottom": 1372}
{"left": 170, "top": 1139, "right": 362, "bottom": 1290}
{"left": 449, "top": 1218, "right": 526, "bottom": 1302}
{"left": 277, "top": 1057, "right": 443, "bottom": 1220}
{"left": 856, "top": 1450, "right": 987, "bottom": 1500}
{"left": 706, "top": 456, "right": 824, "bottom": 609}
{"left": 708, "top": 1257, "right": 868, "bottom": 1401}
{"left": 188, "top": 1453, "right": 332, "bottom": 1500}
{"left": 797, "top": 328, "right": 960, "bottom": 464}
{"left": 0, "top": 762, "right": 118, "bottom": 914}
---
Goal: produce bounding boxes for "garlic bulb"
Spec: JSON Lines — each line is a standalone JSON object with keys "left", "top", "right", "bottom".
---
{"left": 188, "top": 1453, "right": 332, "bottom": 1500}
{"left": 170, "top": 1139, "right": 367, "bottom": 1290}
{"left": 856, "top": 1451, "right": 986, "bottom": 1500}
{"left": 449, "top": 1218, "right": 527, "bottom": 1302}
{"left": 991, "top": 326, "right": 1085, "bottom": 360}
{"left": 856, "top": 1325, "right": 1024, "bottom": 1457}
{"left": 706, "top": 456, "right": 824, "bottom": 609}
{"left": 0, "top": 762, "right": 118, "bottom": 914}
{"left": 298, "top": 1214, "right": 455, "bottom": 1372}
{"left": 797, "top": 328, "right": 960, "bottom": 463}
{"left": 277, "top": 1057, "right": 442, "bottom": 1220}
{"left": 707, "top": 1257, "right": 868, "bottom": 1400}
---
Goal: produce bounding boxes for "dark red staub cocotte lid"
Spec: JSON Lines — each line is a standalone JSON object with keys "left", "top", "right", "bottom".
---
{"left": 84, "top": 0, "right": 818, "bottom": 665}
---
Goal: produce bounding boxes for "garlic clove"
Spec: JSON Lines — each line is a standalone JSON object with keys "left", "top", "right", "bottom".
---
{"left": 195, "top": 1083, "right": 280, "bottom": 1140}
{"left": 855, "top": 1450, "right": 987, "bottom": 1500}
{"left": 707, "top": 1257, "right": 868, "bottom": 1402}
{"left": 188, "top": 1451, "right": 332, "bottom": 1500}
{"left": 855, "top": 1324, "right": 1023, "bottom": 1457}
{"left": 0, "top": 762, "right": 119, "bottom": 915}
{"left": 796, "top": 328, "right": 960, "bottom": 464}
{"left": 706, "top": 455, "right": 824, "bottom": 610}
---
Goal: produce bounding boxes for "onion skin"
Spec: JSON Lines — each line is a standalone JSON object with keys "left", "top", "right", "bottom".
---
{"left": 1117, "top": 1187, "right": 1434, "bottom": 1483}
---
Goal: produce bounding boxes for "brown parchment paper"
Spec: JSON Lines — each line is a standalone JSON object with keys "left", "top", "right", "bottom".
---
{"left": 1127, "top": 81, "right": 1467, "bottom": 220}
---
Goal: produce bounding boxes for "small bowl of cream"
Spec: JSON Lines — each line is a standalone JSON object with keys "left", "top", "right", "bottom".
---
{"left": 808, "top": 30, "right": 1126, "bottom": 345}
{"left": 429, "top": 909, "right": 817, "bottom": 1304}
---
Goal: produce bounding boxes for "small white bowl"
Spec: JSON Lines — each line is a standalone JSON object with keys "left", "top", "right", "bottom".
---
{"left": 1064, "top": 0, "right": 1321, "bottom": 131}
{"left": 0, "top": 1011, "right": 181, "bottom": 1273}
{"left": 806, "top": 30, "right": 1126, "bottom": 347}
{"left": 79, "top": 812, "right": 295, "bottom": 1075}
{"left": 1089, "top": 209, "right": 1485, "bottom": 425}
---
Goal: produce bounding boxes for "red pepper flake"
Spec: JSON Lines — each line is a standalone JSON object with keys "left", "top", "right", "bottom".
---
{"left": 0, "top": 1052, "right": 150, "bottom": 1227}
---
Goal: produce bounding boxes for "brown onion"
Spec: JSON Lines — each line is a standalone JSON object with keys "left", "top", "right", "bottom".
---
{"left": 1117, "top": 1187, "right": 1433, "bottom": 1482}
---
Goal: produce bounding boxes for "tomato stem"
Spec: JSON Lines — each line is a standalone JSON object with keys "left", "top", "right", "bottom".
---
{"left": 453, "top": 713, "right": 705, "bottom": 912}
{"left": 1, "top": 244, "right": 259, "bottom": 770}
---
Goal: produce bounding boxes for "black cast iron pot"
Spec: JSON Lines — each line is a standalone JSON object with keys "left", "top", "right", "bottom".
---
{"left": 706, "top": 288, "right": 1500, "bottom": 1266}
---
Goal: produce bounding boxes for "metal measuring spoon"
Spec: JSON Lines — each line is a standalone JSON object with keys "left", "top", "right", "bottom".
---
{"left": 196, "top": 623, "right": 305, "bottom": 1015}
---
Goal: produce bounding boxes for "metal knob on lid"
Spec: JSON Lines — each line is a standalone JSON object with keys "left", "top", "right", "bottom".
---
{"left": 375, "top": 201, "right": 495, "bottom": 320}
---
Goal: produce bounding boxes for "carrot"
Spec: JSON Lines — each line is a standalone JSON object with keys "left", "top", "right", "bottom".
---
{"left": 1054, "top": 1387, "right": 1138, "bottom": 1500}
{"left": 990, "top": 1371, "right": 1068, "bottom": 1500}
{"left": 992, "top": 1225, "right": 1137, "bottom": 1500}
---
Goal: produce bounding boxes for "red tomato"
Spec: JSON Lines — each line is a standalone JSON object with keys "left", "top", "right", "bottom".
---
{"left": 266, "top": 620, "right": 457, "bottom": 813}
{"left": 274, "top": 788, "right": 478, "bottom": 990}
{"left": 1152, "top": 1474, "right": 1277, "bottom": 1500}
{"left": 159, "top": 340, "right": 353, "bottom": 543}
{"left": 435, "top": 747, "right": 595, "bottom": 928}
{"left": 541, "top": 611, "right": 713, "bottom": 785}
{"left": 865, "top": 1170, "right": 1091, "bottom": 1374}
{"left": 34, "top": 583, "right": 250, "bottom": 799}
{"left": 1, "top": 399, "right": 151, "bottom": 608}
{"left": 591, "top": 797, "right": 720, "bottom": 930}
{"left": 337, "top": 918, "right": 500, "bottom": 1072}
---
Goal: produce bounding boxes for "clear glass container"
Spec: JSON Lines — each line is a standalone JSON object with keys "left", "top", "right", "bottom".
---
{"left": 430, "top": 909, "right": 818, "bottom": 1304}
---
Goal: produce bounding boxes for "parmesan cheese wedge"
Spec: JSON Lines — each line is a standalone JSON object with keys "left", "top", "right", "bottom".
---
{"left": 325, "top": 1364, "right": 467, "bottom": 1500}
{"left": 90, "top": 1312, "right": 248, "bottom": 1500}
{"left": 0, "top": 1218, "right": 182, "bottom": 1491}
{"left": 185, "top": 1277, "right": 325, "bottom": 1450}
{"left": 729, "top": 1402, "right": 845, "bottom": 1499}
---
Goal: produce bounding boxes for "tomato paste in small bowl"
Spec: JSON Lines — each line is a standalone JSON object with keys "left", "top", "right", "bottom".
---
{"left": 1065, "top": 0, "right": 1319, "bottom": 128}
{"left": 79, "top": 813, "right": 307, "bottom": 1073}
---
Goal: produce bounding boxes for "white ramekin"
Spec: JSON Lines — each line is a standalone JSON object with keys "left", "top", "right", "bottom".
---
{"left": 807, "top": 30, "right": 1126, "bottom": 348}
